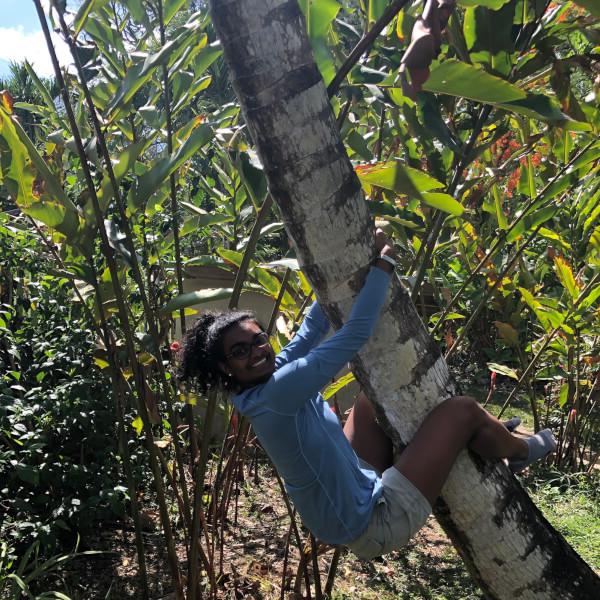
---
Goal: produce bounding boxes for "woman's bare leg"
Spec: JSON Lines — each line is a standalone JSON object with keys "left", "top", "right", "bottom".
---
{"left": 343, "top": 391, "right": 394, "bottom": 473}
{"left": 394, "top": 396, "right": 528, "bottom": 506}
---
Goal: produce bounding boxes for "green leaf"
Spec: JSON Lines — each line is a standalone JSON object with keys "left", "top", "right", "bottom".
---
{"left": 97, "top": 141, "right": 145, "bottom": 212}
{"left": 420, "top": 192, "right": 464, "bottom": 216}
{"left": 417, "top": 94, "right": 463, "bottom": 153}
{"left": 518, "top": 286, "right": 539, "bottom": 312}
{"left": 107, "top": 29, "right": 206, "bottom": 118}
{"left": 192, "top": 42, "right": 223, "bottom": 77}
{"left": 85, "top": 14, "right": 127, "bottom": 57}
{"left": 7, "top": 574, "right": 30, "bottom": 594}
{"left": 48, "top": 592, "right": 74, "bottom": 600}
{"left": 570, "top": 144, "right": 600, "bottom": 171}
{"left": 126, "top": 0, "right": 150, "bottom": 25}
{"left": 311, "top": 36, "right": 337, "bottom": 85}
{"left": 492, "top": 184, "right": 508, "bottom": 230}
{"left": 537, "top": 228, "right": 571, "bottom": 252}
{"left": 423, "top": 60, "right": 526, "bottom": 103}
{"left": 298, "top": 0, "right": 340, "bottom": 84}
{"left": 173, "top": 76, "right": 212, "bottom": 115}
{"left": 384, "top": 215, "right": 422, "bottom": 230}
{"left": 578, "top": 285, "right": 600, "bottom": 312}
{"left": 217, "top": 247, "right": 243, "bottom": 268}
{"left": 356, "top": 161, "right": 444, "bottom": 199}
{"left": 163, "top": 0, "right": 189, "bottom": 25}
{"left": 94, "top": 357, "right": 109, "bottom": 369}
{"left": 517, "top": 155, "right": 536, "bottom": 198}
{"left": 558, "top": 383, "right": 569, "bottom": 408}
{"left": 23, "top": 62, "right": 58, "bottom": 114}
{"left": 300, "top": 0, "right": 341, "bottom": 38}
{"left": 184, "top": 255, "right": 229, "bottom": 268}
{"left": 180, "top": 201, "right": 234, "bottom": 225}
{"left": 105, "top": 219, "right": 135, "bottom": 267}
{"left": 163, "top": 213, "right": 232, "bottom": 248}
{"left": 258, "top": 222, "right": 284, "bottom": 237}
{"left": 519, "top": 287, "right": 555, "bottom": 333}
{"left": 498, "top": 95, "right": 590, "bottom": 128}
{"left": 134, "top": 124, "right": 213, "bottom": 207}
{"left": 73, "top": 0, "right": 111, "bottom": 37}
{"left": 487, "top": 362, "right": 519, "bottom": 380}
{"left": 160, "top": 288, "right": 234, "bottom": 315}
{"left": 367, "top": 0, "right": 387, "bottom": 24}
{"left": 1, "top": 109, "right": 73, "bottom": 209}
{"left": 253, "top": 266, "right": 296, "bottom": 306}
{"left": 463, "top": 2, "right": 515, "bottom": 74}
{"left": 323, "top": 372, "right": 356, "bottom": 401}
{"left": 554, "top": 256, "right": 580, "bottom": 301}
{"left": 0, "top": 107, "right": 83, "bottom": 242}
{"left": 539, "top": 169, "right": 580, "bottom": 204}
{"left": 217, "top": 248, "right": 295, "bottom": 306}
{"left": 506, "top": 206, "right": 557, "bottom": 243}
{"left": 345, "top": 130, "right": 373, "bottom": 161}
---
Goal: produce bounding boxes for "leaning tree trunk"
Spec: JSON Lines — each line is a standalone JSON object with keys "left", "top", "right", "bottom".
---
{"left": 209, "top": 1, "right": 600, "bottom": 598}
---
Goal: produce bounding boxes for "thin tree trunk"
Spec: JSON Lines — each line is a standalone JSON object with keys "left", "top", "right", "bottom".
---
{"left": 209, "top": 1, "right": 600, "bottom": 598}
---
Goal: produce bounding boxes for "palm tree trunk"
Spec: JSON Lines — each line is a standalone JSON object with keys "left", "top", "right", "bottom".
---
{"left": 209, "top": 1, "right": 600, "bottom": 598}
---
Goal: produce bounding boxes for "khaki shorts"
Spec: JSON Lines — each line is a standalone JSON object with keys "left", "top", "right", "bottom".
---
{"left": 347, "top": 463, "right": 432, "bottom": 560}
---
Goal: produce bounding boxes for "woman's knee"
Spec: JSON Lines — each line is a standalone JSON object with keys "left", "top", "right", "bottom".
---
{"left": 444, "top": 395, "right": 482, "bottom": 428}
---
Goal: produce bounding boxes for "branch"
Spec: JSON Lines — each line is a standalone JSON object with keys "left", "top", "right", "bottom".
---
{"left": 327, "top": 0, "right": 411, "bottom": 97}
{"left": 228, "top": 195, "right": 274, "bottom": 309}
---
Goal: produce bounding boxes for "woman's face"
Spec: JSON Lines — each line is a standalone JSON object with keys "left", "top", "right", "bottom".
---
{"left": 219, "top": 320, "right": 276, "bottom": 388}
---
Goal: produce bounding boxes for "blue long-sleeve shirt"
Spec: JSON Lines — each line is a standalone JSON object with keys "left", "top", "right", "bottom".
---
{"left": 232, "top": 267, "right": 391, "bottom": 544}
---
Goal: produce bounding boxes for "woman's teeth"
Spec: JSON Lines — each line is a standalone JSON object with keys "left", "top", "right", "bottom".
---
{"left": 252, "top": 357, "right": 267, "bottom": 368}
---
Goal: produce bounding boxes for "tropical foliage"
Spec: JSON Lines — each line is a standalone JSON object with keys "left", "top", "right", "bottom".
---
{"left": 0, "top": 0, "right": 598, "bottom": 597}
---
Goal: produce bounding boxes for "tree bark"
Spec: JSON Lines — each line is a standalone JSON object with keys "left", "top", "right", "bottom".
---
{"left": 209, "top": 1, "right": 600, "bottom": 598}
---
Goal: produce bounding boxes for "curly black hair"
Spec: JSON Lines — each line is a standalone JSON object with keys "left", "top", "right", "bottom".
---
{"left": 178, "top": 310, "right": 258, "bottom": 394}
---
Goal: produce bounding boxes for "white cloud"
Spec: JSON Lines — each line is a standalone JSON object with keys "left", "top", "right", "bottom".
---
{"left": 0, "top": 25, "right": 72, "bottom": 79}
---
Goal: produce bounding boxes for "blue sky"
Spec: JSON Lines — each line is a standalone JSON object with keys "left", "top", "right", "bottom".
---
{"left": 2, "top": 0, "right": 42, "bottom": 32}
{"left": 0, "top": 1, "right": 72, "bottom": 79}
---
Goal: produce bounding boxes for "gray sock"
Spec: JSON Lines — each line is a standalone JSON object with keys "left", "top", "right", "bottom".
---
{"left": 509, "top": 429, "right": 557, "bottom": 473}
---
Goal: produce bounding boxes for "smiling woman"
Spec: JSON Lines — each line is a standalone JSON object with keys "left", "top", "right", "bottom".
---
{"left": 178, "top": 309, "right": 260, "bottom": 393}
{"left": 178, "top": 231, "right": 401, "bottom": 551}
{"left": 177, "top": 229, "right": 555, "bottom": 561}
{"left": 221, "top": 326, "right": 275, "bottom": 386}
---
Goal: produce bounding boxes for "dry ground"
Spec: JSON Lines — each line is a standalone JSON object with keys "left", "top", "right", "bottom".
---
{"left": 58, "top": 466, "right": 484, "bottom": 600}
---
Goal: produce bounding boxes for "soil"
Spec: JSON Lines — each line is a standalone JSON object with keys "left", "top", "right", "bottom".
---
{"left": 56, "top": 464, "right": 481, "bottom": 600}
{"left": 48, "top": 417, "right": 599, "bottom": 600}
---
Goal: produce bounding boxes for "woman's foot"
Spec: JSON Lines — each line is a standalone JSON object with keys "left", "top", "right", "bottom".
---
{"left": 509, "top": 429, "right": 557, "bottom": 473}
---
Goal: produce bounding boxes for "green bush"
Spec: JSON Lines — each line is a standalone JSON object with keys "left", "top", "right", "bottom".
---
{"left": 0, "top": 220, "right": 125, "bottom": 557}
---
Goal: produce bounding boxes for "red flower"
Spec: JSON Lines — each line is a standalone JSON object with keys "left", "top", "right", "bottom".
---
{"left": 170, "top": 341, "right": 181, "bottom": 352}
{"left": 490, "top": 372, "right": 497, "bottom": 389}
{"left": 568, "top": 409, "right": 577, "bottom": 424}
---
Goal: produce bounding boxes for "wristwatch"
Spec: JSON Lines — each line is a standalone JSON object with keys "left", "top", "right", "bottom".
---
{"left": 378, "top": 254, "right": 397, "bottom": 269}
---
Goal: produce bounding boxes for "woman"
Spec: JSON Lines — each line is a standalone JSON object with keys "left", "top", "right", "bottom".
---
{"left": 179, "top": 230, "right": 556, "bottom": 560}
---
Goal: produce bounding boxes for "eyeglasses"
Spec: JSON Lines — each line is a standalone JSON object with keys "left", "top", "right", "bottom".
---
{"left": 224, "top": 332, "right": 270, "bottom": 360}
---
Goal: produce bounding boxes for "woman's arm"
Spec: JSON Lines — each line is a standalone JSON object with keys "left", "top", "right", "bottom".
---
{"left": 260, "top": 266, "right": 392, "bottom": 414}
{"left": 275, "top": 228, "right": 395, "bottom": 369}
{"left": 275, "top": 301, "right": 330, "bottom": 369}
